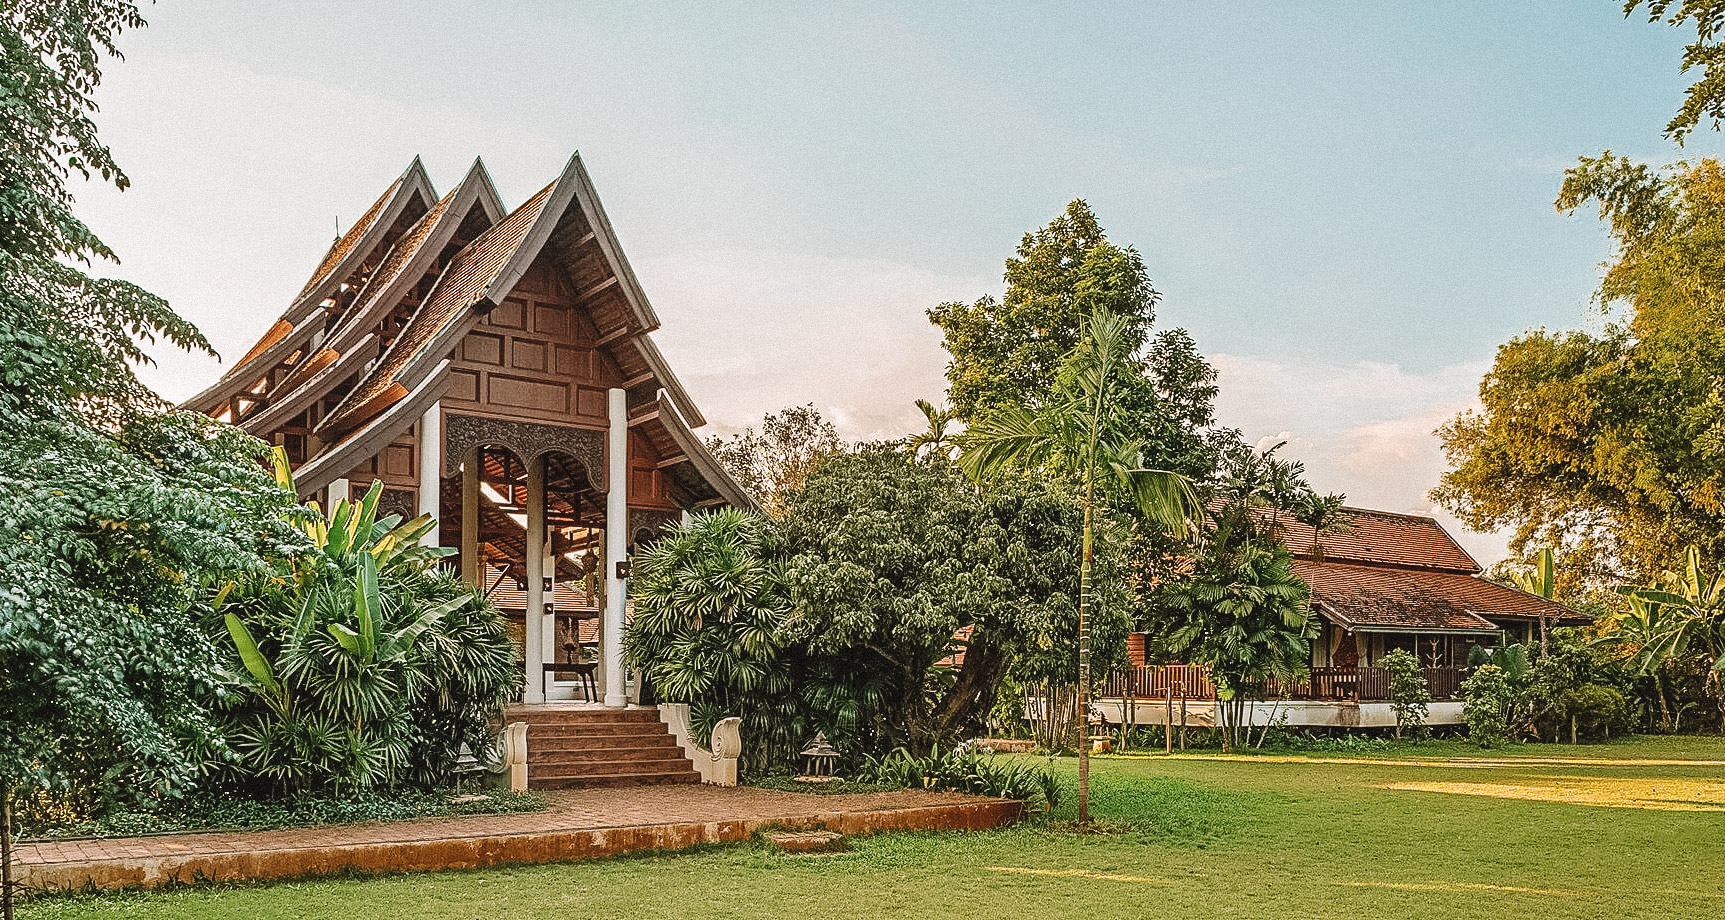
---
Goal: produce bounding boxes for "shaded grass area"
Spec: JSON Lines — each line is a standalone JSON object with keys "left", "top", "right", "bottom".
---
{"left": 24, "top": 736, "right": 1725, "bottom": 920}
{"left": 22, "top": 788, "right": 545, "bottom": 841}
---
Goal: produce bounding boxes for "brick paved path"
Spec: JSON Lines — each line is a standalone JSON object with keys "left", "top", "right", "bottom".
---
{"left": 17, "top": 785, "right": 1020, "bottom": 892}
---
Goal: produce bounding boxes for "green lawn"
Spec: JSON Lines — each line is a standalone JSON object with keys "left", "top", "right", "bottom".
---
{"left": 26, "top": 736, "right": 1725, "bottom": 920}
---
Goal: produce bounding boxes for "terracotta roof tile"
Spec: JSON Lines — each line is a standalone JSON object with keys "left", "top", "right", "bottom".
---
{"left": 1295, "top": 559, "right": 1580, "bottom": 632}
{"left": 231, "top": 319, "right": 294, "bottom": 372}
{"left": 299, "top": 177, "right": 400, "bottom": 298}
{"left": 344, "top": 186, "right": 455, "bottom": 321}
{"left": 1264, "top": 506, "right": 1480, "bottom": 573}
{"left": 324, "top": 182, "right": 555, "bottom": 432}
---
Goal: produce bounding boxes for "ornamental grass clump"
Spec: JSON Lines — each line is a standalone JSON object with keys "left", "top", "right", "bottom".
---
{"left": 856, "top": 746, "right": 1053, "bottom": 805}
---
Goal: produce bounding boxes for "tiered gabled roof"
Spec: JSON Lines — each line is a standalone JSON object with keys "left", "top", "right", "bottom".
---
{"left": 185, "top": 153, "right": 750, "bottom": 510}
{"left": 184, "top": 158, "right": 439, "bottom": 419}
{"left": 1271, "top": 506, "right": 1584, "bottom": 634}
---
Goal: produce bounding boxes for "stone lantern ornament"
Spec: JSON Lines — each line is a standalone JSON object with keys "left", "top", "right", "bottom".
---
{"left": 796, "top": 732, "right": 841, "bottom": 783}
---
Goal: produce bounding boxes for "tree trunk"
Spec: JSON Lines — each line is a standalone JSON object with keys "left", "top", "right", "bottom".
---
{"left": 1538, "top": 614, "right": 1549, "bottom": 658}
{"left": 3, "top": 777, "right": 14, "bottom": 920}
{"left": 1219, "top": 689, "right": 1232, "bottom": 753}
{"left": 1655, "top": 671, "right": 1673, "bottom": 733}
{"left": 1077, "top": 496, "right": 1094, "bottom": 826}
{"left": 929, "top": 630, "right": 1009, "bottom": 743}
{"left": 1164, "top": 690, "right": 1173, "bottom": 754}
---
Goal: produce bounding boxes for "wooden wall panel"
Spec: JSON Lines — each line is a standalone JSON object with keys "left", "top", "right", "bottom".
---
{"left": 443, "top": 250, "right": 623, "bottom": 431}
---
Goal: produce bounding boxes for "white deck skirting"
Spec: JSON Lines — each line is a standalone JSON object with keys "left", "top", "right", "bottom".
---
{"left": 1090, "top": 698, "right": 1465, "bottom": 729}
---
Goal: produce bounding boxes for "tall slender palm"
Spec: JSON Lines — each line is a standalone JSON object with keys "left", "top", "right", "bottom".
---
{"left": 907, "top": 398, "right": 960, "bottom": 461}
{"left": 957, "top": 307, "right": 1195, "bottom": 824}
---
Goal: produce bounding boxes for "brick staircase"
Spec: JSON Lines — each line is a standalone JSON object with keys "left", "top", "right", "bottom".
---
{"left": 506, "top": 705, "right": 701, "bottom": 789}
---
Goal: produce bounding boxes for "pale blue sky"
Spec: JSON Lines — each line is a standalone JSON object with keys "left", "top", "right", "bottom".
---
{"left": 80, "top": 2, "right": 1718, "bottom": 562}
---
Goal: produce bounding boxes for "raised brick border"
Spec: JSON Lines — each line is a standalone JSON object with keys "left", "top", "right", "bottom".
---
{"left": 18, "top": 786, "right": 1021, "bottom": 892}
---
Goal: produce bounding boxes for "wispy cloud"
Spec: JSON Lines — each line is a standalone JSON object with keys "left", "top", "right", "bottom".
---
{"left": 639, "top": 248, "right": 989, "bottom": 442}
{"left": 1212, "top": 353, "right": 1509, "bottom": 564}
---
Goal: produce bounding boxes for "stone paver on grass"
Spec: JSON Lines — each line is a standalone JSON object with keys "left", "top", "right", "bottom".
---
{"left": 17, "top": 785, "right": 1019, "bottom": 893}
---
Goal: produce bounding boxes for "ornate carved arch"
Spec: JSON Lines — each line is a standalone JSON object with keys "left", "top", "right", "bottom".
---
{"left": 442, "top": 413, "right": 607, "bottom": 488}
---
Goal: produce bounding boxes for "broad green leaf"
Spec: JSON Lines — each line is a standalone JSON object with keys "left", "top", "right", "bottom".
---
{"left": 225, "top": 612, "right": 282, "bottom": 698}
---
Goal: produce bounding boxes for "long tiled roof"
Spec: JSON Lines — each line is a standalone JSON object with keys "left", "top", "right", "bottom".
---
{"left": 1284, "top": 506, "right": 1585, "bottom": 632}
{"left": 298, "top": 177, "right": 400, "bottom": 299}
{"left": 1297, "top": 560, "right": 1520, "bottom": 632}
{"left": 1268, "top": 506, "right": 1481, "bottom": 573}
{"left": 342, "top": 186, "right": 455, "bottom": 325}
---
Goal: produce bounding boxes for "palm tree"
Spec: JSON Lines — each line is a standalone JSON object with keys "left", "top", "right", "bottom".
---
{"left": 957, "top": 307, "right": 1195, "bottom": 825}
{"left": 907, "top": 398, "right": 959, "bottom": 461}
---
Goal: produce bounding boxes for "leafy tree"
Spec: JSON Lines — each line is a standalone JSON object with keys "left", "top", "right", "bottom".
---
{"left": 1435, "top": 156, "right": 1725, "bottom": 586}
{"left": 1381, "top": 649, "right": 1431, "bottom": 740}
{"left": 707, "top": 404, "right": 847, "bottom": 517}
{"left": 958, "top": 307, "right": 1195, "bottom": 823}
{"left": 0, "top": 4, "right": 297, "bottom": 912}
{"left": 1626, "top": 1, "right": 1725, "bottom": 141}
{"left": 928, "top": 200, "right": 1225, "bottom": 480}
{"left": 779, "top": 448, "right": 1096, "bottom": 756}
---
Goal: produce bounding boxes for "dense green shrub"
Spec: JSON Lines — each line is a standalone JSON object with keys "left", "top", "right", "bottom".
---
{"left": 215, "top": 476, "right": 517, "bottom": 793}
{"left": 21, "top": 787, "right": 542, "bottom": 841}
{"left": 1461, "top": 664, "right": 1518, "bottom": 747}
{"left": 624, "top": 508, "right": 801, "bottom": 771}
{"left": 1550, "top": 684, "right": 1631, "bottom": 743}
{"left": 1381, "top": 649, "right": 1431, "bottom": 740}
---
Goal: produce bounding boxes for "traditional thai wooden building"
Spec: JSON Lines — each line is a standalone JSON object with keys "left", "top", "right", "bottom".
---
{"left": 185, "top": 154, "right": 749, "bottom": 711}
{"left": 1096, "top": 506, "right": 1586, "bottom": 729}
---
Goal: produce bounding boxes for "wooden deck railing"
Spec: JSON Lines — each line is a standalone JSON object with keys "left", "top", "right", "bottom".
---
{"left": 1101, "top": 664, "right": 1464, "bottom": 702}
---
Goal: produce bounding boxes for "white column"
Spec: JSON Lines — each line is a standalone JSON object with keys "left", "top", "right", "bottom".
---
{"left": 603, "top": 387, "right": 629, "bottom": 708}
{"left": 417, "top": 402, "right": 441, "bottom": 545}
{"left": 327, "top": 477, "right": 350, "bottom": 509}
{"left": 542, "top": 526, "right": 559, "bottom": 698}
{"left": 460, "top": 446, "right": 480, "bottom": 587}
{"left": 524, "top": 456, "right": 547, "bottom": 704}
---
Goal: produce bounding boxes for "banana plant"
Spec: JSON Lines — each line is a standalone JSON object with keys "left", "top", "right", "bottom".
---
{"left": 1616, "top": 546, "right": 1725, "bottom": 731}
{"left": 215, "top": 448, "right": 511, "bottom": 792}
{"left": 1509, "top": 547, "right": 1557, "bottom": 655}
{"left": 326, "top": 552, "right": 469, "bottom": 667}
{"left": 1596, "top": 593, "right": 1682, "bottom": 730}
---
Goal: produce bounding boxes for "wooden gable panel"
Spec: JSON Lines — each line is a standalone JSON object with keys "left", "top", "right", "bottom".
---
{"left": 443, "top": 249, "right": 620, "bottom": 428}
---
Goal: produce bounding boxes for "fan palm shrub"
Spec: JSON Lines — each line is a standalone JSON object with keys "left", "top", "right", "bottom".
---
{"left": 625, "top": 509, "right": 798, "bottom": 771}
{"left": 214, "top": 453, "right": 516, "bottom": 793}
